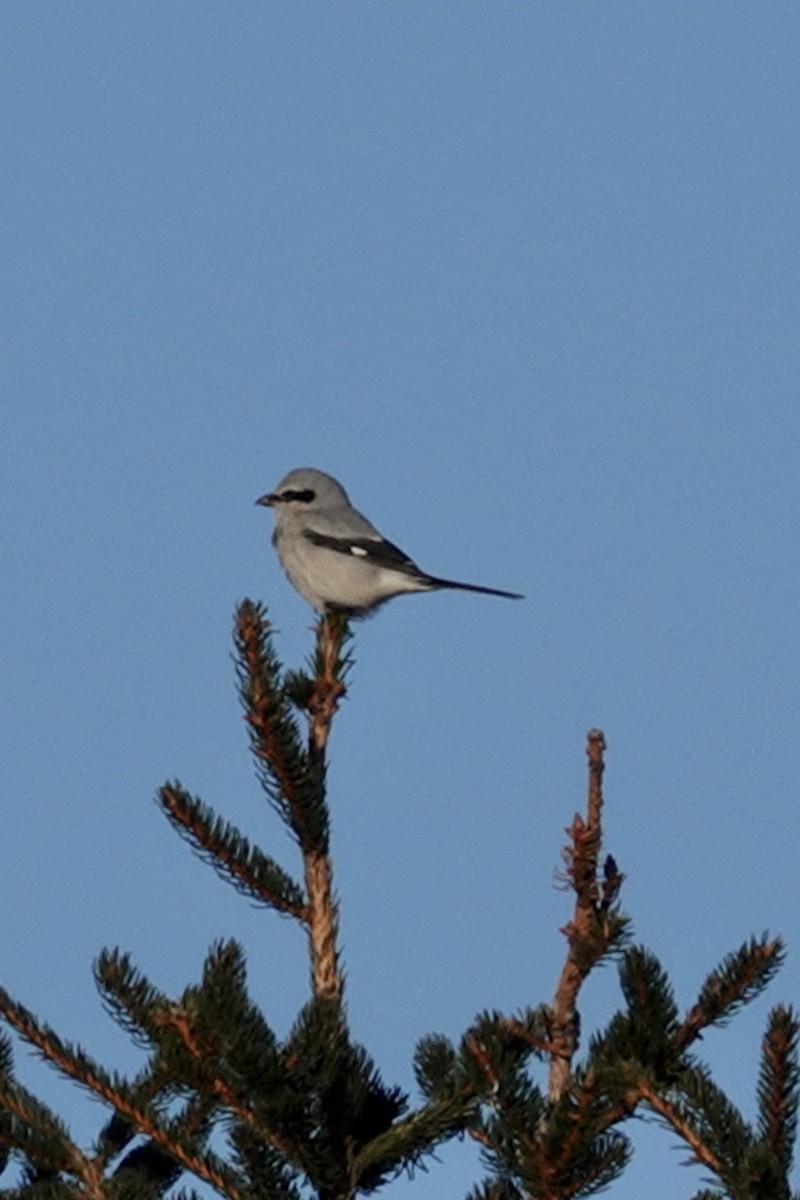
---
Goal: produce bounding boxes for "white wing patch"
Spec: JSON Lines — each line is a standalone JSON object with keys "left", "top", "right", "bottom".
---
{"left": 350, "top": 545, "right": 369, "bottom": 557}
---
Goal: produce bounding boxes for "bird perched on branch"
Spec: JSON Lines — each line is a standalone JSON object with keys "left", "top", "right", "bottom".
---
{"left": 256, "top": 467, "right": 523, "bottom": 617}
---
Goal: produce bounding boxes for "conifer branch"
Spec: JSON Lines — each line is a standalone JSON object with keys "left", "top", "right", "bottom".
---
{"left": 353, "top": 1090, "right": 477, "bottom": 1185}
{"left": 0, "top": 1078, "right": 85, "bottom": 1182}
{"left": 4, "top": 572, "right": 796, "bottom": 1200}
{"left": 158, "top": 784, "right": 306, "bottom": 918}
{"left": 502, "top": 1010, "right": 553, "bottom": 1059}
{"left": 95, "top": 947, "right": 187, "bottom": 1059}
{"left": 234, "top": 601, "right": 345, "bottom": 1002}
{"left": 0, "top": 986, "right": 241, "bottom": 1198}
{"left": 464, "top": 1032, "right": 502, "bottom": 1095}
{"left": 616, "top": 946, "right": 679, "bottom": 1076}
{"left": 295, "top": 614, "right": 350, "bottom": 1005}
{"left": 457, "top": 738, "right": 633, "bottom": 1200}
{"left": 235, "top": 600, "right": 327, "bottom": 852}
{"left": 638, "top": 1079, "right": 725, "bottom": 1179}
{"left": 757, "top": 1005, "right": 799, "bottom": 1176}
{"left": 467, "top": 1183, "right": 517, "bottom": 1200}
{"left": 102, "top": 1092, "right": 214, "bottom": 1192}
{"left": 548, "top": 729, "right": 623, "bottom": 1103}
{"left": 303, "top": 850, "right": 341, "bottom": 1003}
{"left": 97, "top": 944, "right": 311, "bottom": 1186}
{"left": 675, "top": 1062, "right": 753, "bottom": 1169}
{"left": 153, "top": 1003, "right": 295, "bottom": 1163}
{"left": 0, "top": 986, "right": 111, "bottom": 1104}
{"left": 676, "top": 935, "right": 785, "bottom": 1051}
{"left": 558, "top": 1070, "right": 636, "bottom": 1173}
{"left": 306, "top": 611, "right": 350, "bottom": 764}
{"left": 413, "top": 1033, "right": 465, "bottom": 1105}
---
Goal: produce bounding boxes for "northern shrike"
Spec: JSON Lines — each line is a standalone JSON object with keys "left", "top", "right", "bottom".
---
{"left": 256, "top": 467, "right": 523, "bottom": 616}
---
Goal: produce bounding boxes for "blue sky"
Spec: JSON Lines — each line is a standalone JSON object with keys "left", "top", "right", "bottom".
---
{"left": 2, "top": 4, "right": 799, "bottom": 1197}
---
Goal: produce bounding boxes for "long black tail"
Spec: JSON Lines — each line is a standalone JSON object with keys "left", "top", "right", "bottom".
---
{"left": 426, "top": 575, "right": 523, "bottom": 600}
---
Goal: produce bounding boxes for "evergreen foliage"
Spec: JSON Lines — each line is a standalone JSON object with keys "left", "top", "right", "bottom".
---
{"left": 0, "top": 602, "right": 796, "bottom": 1199}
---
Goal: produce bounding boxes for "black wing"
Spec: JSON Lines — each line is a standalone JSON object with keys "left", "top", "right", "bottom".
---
{"left": 302, "top": 529, "right": 426, "bottom": 580}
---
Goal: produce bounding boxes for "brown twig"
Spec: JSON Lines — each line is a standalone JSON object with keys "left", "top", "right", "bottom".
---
{"left": 303, "top": 849, "right": 341, "bottom": 1001}
{"left": 548, "top": 729, "right": 607, "bottom": 1102}
{"left": 465, "top": 1033, "right": 501, "bottom": 1094}
{"left": 302, "top": 612, "right": 348, "bottom": 1002}
{"left": 307, "top": 611, "right": 348, "bottom": 761}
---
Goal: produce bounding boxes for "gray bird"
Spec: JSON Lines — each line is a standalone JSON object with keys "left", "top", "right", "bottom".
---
{"left": 256, "top": 467, "right": 523, "bottom": 616}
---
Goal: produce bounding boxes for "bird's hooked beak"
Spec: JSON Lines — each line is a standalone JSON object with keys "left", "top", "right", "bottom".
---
{"left": 255, "top": 492, "right": 278, "bottom": 508}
